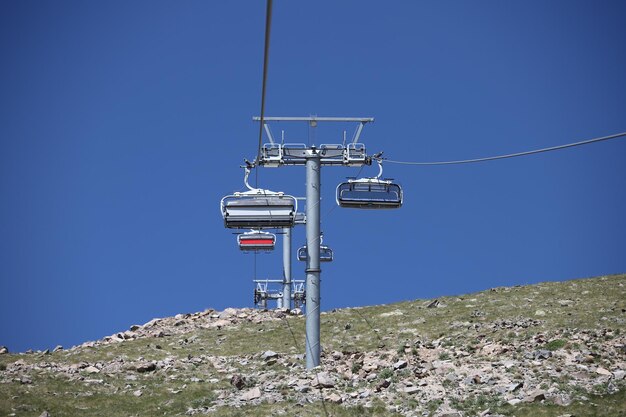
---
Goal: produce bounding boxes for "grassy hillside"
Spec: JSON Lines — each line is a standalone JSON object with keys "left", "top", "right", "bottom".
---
{"left": 1, "top": 274, "right": 625, "bottom": 417}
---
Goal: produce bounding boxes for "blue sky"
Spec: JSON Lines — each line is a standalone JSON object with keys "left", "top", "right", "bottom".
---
{"left": 1, "top": 1, "right": 625, "bottom": 353}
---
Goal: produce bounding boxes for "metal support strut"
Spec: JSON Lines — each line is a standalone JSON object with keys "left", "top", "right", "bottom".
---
{"left": 305, "top": 152, "right": 321, "bottom": 369}
{"left": 282, "top": 227, "right": 291, "bottom": 309}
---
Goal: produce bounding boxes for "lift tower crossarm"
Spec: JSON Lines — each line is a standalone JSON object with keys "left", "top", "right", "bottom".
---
{"left": 253, "top": 117, "right": 373, "bottom": 167}
{"left": 253, "top": 117, "right": 374, "bottom": 123}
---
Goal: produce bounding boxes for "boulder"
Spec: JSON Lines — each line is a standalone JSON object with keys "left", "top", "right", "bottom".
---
{"left": 404, "top": 386, "right": 419, "bottom": 394}
{"left": 393, "top": 360, "right": 408, "bottom": 370}
{"left": 523, "top": 390, "right": 546, "bottom": 403}
{"left": 262, "top": 351, "right": 279, "bottom": 361}
{"left": 84, "top": 366, "right": 100, "bottom": 374}
{"left": 311, "top": 372, "right": 335, "bottom": 388}
{"left": 507, "top": 382, "right": 523, "bottom": 392}
{"left": 241, "top": 387, "right": 262, "bottom": 401}
{"left": 376, "top": 379, "right": 391, "bottom": 391}
{"left": 136, "top": 362, "right": 156, "bottom": 373}
{"left": 230, "top": 374, "right": 247, "bottom": 390}
{"left": 325, "top": 393, "right": 343, "bottom": 404}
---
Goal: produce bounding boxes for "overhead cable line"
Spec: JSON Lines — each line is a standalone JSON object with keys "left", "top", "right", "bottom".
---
{"left": 255, "top": 0, "right": 273, "bottom": 186}
{"left": 384, "top": 131, "right": 626, "bottom": 166}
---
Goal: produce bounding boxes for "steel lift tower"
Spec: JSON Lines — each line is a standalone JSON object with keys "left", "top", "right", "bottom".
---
{"left": 253, "top": 116, "right": 374, "bottom": 368}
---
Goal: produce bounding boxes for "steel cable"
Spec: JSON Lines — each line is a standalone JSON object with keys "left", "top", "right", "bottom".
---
{"left": 255, "top": 0, "right": 273, "bottom": 186}
{"left": 384, "top": 131, "right": 626, "bottom": 166}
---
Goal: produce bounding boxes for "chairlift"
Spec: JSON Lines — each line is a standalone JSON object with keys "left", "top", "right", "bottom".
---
{"left": 297, "top": 235, "right": 334, "bottom": 262}
{"left": 221, "top": 166, "right": 298, "bottom": 229}
{"left": 238, "top": 230, "right": 276, "bottom": 252}
{"left": 297, "top": 245, "right": 334, "bottom": 262}
{"left": 336, "top": 157, "right": 402, "bottom": 209}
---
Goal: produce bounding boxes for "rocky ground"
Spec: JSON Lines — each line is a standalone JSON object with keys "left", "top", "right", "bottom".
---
{"left": 1, "top": 274, "right": 625, "bottom": 417}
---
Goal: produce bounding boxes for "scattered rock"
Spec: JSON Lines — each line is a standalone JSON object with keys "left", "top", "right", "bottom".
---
{"left": 613, "top": 370, "right": 625, "bottom": 380}
{"left": 551, "top": 394, "right": 572, "bottom": 406}
{"left": 0, "top": 346, "right": 8, "bottom": 354}
{"left": 39, "top": 412, "right": 51, "bottom": 417}
{"left": 404, "top": 386, "right": 419, "bottom": 394}
{"left": 2, "top": 279, "right": 625, "bottom": 416}
{"left": 376, "top": 379, "right": 391, "bottom": 391}
{"left": 380, "top": 310, "right": 404, "bottom": 317}
{"left": 84, "top": 366, "right": 100, "bottom": 374}
{"left": 426, "top": 299, "right": 442, "bottom": 308}
{"left": 523, "top": 390, "right": 546, "bottom": 403}
{"left": 529, "top": 349, "right": 552, "bottom": 360}
{"left": 262, "top": 351, "right": 279, "bottom": 361}
{"left": 311, "top": 372, "right": 335, "bottom": 388}
{"left": 241, "top": 387, "right": 262, "bottom": 401}
{"left": 507, "top": 382, "right": 523, "bottom": 392}
{"left": 325, "top": 393, "right": 342, "bottom": 404}
{"left": 136, "top": 362, "right": 156, "bottom": 373}
{"left": 295, "top": 384, "right": 310, "bottom": 393}
{"left": 230, "top": 374, "right": 247, "bottom": 390}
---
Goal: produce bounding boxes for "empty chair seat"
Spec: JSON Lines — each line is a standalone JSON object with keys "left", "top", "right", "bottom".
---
{"left": 261, "top": 143, "right": 283, "bottom": 167}
{"left": 221, "top": 190, "right": 297, "bottom": 229}
{"left": 238, "top": 230, "right": 276, "bottom": 252}
{"left": 297, "top": 245, "right": 334, "bottom": 262}
{"left": 336, "top": 178, "right": 403, "bottom": 209}
{"left": 345, "top": 143, "right": 366, "bottom": 165}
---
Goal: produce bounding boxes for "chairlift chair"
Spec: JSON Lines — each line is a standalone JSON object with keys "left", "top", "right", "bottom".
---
{"left": 336, "top": 158, "right": 402, "bottom": 209}
{"left": 297, "top": 245, "right": 334, "bottom": 262}
{"left": 238, "top": 230, "right": 276, "bottom": 252}
{"left": 297, "top": 235, "right": 334, "bottom": 262}
{"left": 221, "top": 166, "right": 298, "bottom": 229}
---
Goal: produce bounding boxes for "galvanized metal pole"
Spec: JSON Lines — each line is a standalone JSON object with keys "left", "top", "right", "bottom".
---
{"left": 305, "top": 153, "right": 321, "bottom": 369}
{"left": 282, "top": 227, "right": 291, "bottom": 309}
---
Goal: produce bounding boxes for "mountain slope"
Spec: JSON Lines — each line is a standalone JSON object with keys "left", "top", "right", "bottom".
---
{"left": 1, "top": 274, "right": 625, "bottom": 417}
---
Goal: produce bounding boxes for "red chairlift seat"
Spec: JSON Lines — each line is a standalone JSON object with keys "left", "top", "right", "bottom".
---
{"left": 238, "top": 230, "right": 276, "bottom": 252}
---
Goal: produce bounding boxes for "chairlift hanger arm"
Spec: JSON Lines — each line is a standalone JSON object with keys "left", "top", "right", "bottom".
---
{"left": 241, "top": 165, "right": 255, "bottom": 191}
{"left": 373, "top": 157, "right": 384, "bottom": 179}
